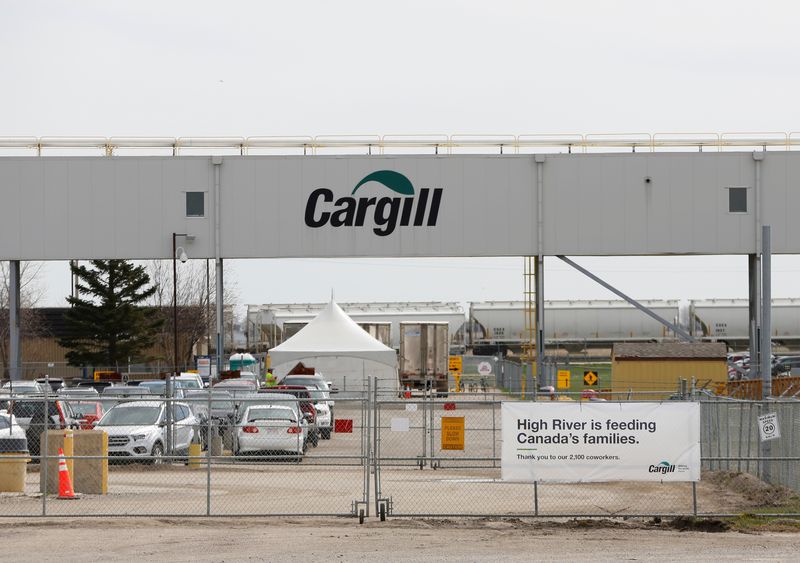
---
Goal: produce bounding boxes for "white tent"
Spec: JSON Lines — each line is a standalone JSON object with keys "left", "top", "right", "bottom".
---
{"left": 269, "top": 300, "right": 398, "bottom": 393}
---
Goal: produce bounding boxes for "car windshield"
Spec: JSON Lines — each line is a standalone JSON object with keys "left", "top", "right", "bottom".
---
{"left": 177, "top": 380, "right": 202, "bottom": 389}
{"left": 0, "top": 416, "right": 10, "bottom": 430}
{"left": 68, "top": 402, "right": 98, "bottom": 417}
{"left": 185, "top": 393, "right": 235, "bottom": 411}
{"left": 282, "top": 377, "right": 318, "bottom": 387}
{"left": 138, "top": 382, "right": 166, "bottom": 394}
{"left": 98, "top": 406, "right": 161, "bottom": 426}
{"left": 10, "top": 401, "right": 58, "bottom": 418}
{"left": 308, "top": 389, "right": 329, "bottom": 401}
{"left": 3, "top": 382, "right": 39, "bottom": 391}
{"left": 247, "top": 408, "right": 295, "bottom": 422}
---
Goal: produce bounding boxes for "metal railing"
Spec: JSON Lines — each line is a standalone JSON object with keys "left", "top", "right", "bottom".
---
{"left": 2, "top": 132, "right": 800, "bottom": 156}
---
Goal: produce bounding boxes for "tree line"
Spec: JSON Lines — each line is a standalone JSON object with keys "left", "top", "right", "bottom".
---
{"left": 1, "top": 259, "right": 234, "bottom": 376}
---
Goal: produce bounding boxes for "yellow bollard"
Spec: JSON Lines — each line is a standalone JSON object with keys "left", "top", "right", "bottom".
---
{"left": 188, "top": 442, "right": 203, "bottom": 469}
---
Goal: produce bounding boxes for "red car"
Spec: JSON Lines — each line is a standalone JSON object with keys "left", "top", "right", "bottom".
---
{"left": 67, "top": 400, "right": 105, "bottom": 429}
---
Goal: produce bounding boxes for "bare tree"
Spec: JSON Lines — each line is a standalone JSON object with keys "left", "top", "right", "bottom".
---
{"left": 146, "top": 260, "right": 237, "bottom": 371}
{"left": 0, "top": 262, "right": 45, "bottom": 377}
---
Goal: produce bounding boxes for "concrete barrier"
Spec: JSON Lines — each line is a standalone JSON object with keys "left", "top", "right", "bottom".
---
{"left": 41, "top": 430, "right": 108, "bottom": 495}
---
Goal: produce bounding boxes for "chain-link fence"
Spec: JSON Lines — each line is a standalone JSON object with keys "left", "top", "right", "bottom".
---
{"left": 1, "top": 380, "right": 798, "bottom": 520}
{"left": 700, "top": 396, "right": 800, "bottom": 491}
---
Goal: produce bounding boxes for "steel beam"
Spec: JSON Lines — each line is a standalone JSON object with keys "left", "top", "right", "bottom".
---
{"left": 556, "top": 255, "right": 694, "bottom": 342}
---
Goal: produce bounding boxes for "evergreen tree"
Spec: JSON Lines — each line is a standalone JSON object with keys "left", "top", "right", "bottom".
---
{"left": 59, "top": 260, "right": 163, "bottom": 367}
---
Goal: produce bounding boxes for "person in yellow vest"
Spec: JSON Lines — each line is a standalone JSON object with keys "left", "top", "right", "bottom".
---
{"left": 265, "top": 369, "right": 277, "bottom": 387}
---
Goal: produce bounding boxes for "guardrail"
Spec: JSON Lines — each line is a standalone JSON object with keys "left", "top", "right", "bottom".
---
{"left": 3, "top": 132, "right": 800, "bottom": 156}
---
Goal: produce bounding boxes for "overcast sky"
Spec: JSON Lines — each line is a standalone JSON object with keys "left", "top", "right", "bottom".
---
{"left": 3, "top": 1, "right": 800, "bottom": 309}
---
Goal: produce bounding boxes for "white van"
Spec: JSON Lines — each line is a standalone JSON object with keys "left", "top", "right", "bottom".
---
{"left": 176, "top": 373, "right": 204, "bottom": 390}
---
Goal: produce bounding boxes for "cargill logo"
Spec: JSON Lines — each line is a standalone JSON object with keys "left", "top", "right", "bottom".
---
{"left": 648, "top": 461, "right": 676, "bottom": 474}
{"left": 304, "top": 170, "right": 443, "bottom": 236}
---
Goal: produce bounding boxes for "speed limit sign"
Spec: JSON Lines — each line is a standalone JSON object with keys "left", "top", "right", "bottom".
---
{"left": 758, "top": 412, "right": 780, "bottom": 442}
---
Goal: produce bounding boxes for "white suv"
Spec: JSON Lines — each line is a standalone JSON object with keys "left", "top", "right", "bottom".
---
{"left": 96, "top": 401, "right": 198, "bottom": 463}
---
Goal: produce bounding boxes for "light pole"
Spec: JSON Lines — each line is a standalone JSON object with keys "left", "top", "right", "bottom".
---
{"left": 170, "top": 232, "right": 190, "bottom": 456}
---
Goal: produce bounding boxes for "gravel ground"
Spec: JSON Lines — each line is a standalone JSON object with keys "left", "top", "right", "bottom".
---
{"left": 1, "top": 517, "right": 799, "bottom": 562}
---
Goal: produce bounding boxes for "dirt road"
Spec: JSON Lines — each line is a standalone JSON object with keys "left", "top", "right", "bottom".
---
{"left": 2, "top": 517, "right": 799, "bottom": 562}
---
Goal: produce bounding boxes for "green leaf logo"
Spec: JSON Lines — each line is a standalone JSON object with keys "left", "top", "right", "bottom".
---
{"left": 352, "top": 170, "right": 415, "bottom": 196}
{"left": 659, "top": 461, "right": 670, "bottom": 466}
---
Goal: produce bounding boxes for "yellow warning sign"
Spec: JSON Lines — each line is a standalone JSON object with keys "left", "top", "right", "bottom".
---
{"left": 441, "top": 416, "right": 465, "bottom": 450}
{"left": 583, "top": 370, "right": 598, "bottom": 386}
{"left": 448, "top": 355, "right": 463, "bottom": 373}
{"left": 557, "top": 370, "right": 571, "bottom": 389}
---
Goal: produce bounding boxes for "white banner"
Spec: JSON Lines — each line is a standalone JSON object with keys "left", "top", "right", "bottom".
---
{"left": 501, "top": 402, "right": 700, "bottom": 482}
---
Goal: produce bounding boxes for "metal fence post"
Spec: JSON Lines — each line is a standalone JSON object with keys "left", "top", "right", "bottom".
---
{"left": 492, "top": 396, "right": 497, "bottom": 468}
{"left": 373, "top": 376, "right": 380, "bottom": 516}
{"left": 206, "top": 391, "right": 212, "bottom": 516}
{"left": 42, "top": 383, "right": 49, "bottom": 516}
{"left": 363, "top": 376, "right": 372, "bottom": 517}
{"left": 421, "top": 387, "right": 427, "bottom": 467}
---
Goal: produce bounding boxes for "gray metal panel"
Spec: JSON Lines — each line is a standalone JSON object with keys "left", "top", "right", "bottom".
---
{"left": 218, "top": 156, "right": 536, "bottom": 259}
{"left": 2, "top": 151, "right": 800, "bottom": 260}
{"left": 542, "top": 153, "right": 758, "bottom": 255}
{"left": 0, "top": 157, "right": 214, "bottom": 260}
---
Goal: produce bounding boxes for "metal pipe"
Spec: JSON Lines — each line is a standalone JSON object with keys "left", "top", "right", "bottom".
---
{"left": 761, "top": 225, "right": 772, "bottom": 399}
{"left": 9, "top": 260, "right": 21, "bottom": 381}
{"left": 557, "top": 255, "right": 694, "bottom": 341}
{"left": 212, "top": 157, "right": 224, "bottom": 377}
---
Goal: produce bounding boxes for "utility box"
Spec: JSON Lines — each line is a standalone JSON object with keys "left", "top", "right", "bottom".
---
{"left": 40, "top": 430, "right": 108, "bottom": 495}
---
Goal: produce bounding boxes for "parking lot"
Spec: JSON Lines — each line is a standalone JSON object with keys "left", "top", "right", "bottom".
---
{"left": 1, "top": 396, "right": 789, "bottom": 519}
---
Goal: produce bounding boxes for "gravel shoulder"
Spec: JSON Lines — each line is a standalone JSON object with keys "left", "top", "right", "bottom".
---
{"left": 2, "top": 517, "right": 799, "bottom": 562}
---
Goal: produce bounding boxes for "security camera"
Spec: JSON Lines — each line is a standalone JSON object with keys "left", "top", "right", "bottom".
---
{"left": 644, "top": 176, "right": 652, "bottom": 184}
{"left": 178, "top": 249, "right": 189, "bottom": 263}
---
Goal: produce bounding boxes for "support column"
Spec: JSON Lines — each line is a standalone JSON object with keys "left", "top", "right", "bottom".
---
{"left": 535, "top": 256, "right": 544, "bottom": 391}
{"left": 751, "top": 151, "right": 764, "bottom": 378}
{"left": 9, "top": 260, "right": 21, "bottom": 381}
{"left": 534, "top": 155, "right": 545, "bottom": 395}
{"left": 748, "top": 254, "right": 761, "bottom": 378}
{"left": 212, "top": 157, "right": 224, "bottom": 379}
{"left": 761, "top": 226, "right": 772, "bottom": 399}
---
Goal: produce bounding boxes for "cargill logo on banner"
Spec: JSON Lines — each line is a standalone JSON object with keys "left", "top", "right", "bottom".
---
{"left": 648, "top": 461, "right": 676, "bottom": 474}
{"left": 304, "top": 170, "right": 443, "bottom": 236}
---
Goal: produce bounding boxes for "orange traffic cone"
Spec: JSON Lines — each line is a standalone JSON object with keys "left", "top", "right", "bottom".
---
{"left": 57, "top": 448, "right": 78, "bottom": 499}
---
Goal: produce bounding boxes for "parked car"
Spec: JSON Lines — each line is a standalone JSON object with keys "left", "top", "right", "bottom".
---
{"left": 270, "top": 386, "right": 320, "bottom": 446}
{"left": 73, "top": 380, "right": 116, "bottom": 392}
{"left": 2, "top": 381, "right": 47, "bottom": 395}
{"left": 238, "top": 371, "right": 262, "bottom": 388}
{"left": 213, "top": 379, "right": 260, "bottom": 395}
{"left": 305, "top": 387, "right": 333, "bottom": 440}
{"left": 175, "top": 373, "right": 204, "bottom": 390}
{"left": 235, "top": 404, "right": 307, "bottom": 459}
{"left": 6, "top": 397, "right": 78, "bottom": 459}
{"left": 58, "top": 387, "right": 100, "bottom": 398}
{"left": 95, "top": 400, "right": 199, "bottom": 463}
{"left": 772, "top": 355, "right": 800, "bottom": 376}
{"left": 35, "top": 378, "right": 65, "bottom": 393}
{"left": 7, "top": 397, "right": 78, "bottom": 431}
{"left": 280, "top": 374, "right": 335, "bottom": 423}
{"left": 66, "top": 400, "right": 105, "bottom": 429}
{"left": 183, "top": 389, "right": 237, "bottom": 449}
{"left": 0, "top": 413, "right": 27, "bottom": 443}
{"left": 136, "top": 380, "right": 189, "bottom": 398}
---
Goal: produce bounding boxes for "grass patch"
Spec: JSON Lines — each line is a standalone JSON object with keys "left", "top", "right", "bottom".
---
{"left": 729, "top": 496, "right": 800, "bottom": 532}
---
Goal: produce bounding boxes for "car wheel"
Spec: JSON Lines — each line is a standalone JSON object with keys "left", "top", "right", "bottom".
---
{"left": 150, "top": 442, "right": 164, "bottom": 465}
{"left": 321, "top": 428, "right": 331, "bottom": 440}
{"left": 310, "top": 431, "right": 319, "bottom": 447}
